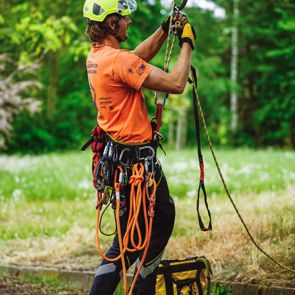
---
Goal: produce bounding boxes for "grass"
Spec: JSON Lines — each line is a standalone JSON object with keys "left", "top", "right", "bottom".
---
{"left": 0, "top": 148, "right": 294, "bottom": 201}
{"left": 0, "top": 148, "right": 294, "bottom": 288}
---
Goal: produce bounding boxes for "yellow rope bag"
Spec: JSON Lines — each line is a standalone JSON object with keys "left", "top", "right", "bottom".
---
{"left": 156, "top": 256, "right": 212, "bottom": 295}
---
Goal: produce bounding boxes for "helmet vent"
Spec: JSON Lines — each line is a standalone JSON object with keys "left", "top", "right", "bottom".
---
{"left": 93, "top": 3, "right": 105, "bottom": 16}
{"left": 118, "top": 0, "right": 128, "bottom": 11}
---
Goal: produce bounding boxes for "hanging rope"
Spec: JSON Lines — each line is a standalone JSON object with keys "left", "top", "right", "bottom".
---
{"left": 190, "top": 65, "right": 295, "bottom": 274}
{"left": 95, "top": 164, "right": 158, "bottom": 294}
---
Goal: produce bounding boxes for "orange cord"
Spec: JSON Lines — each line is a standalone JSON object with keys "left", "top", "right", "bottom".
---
{"left": 95, "top": 163, "right": 157, "bottom": 295}
{"left": 128, "top": 174, "right": 157, "bottom": 295}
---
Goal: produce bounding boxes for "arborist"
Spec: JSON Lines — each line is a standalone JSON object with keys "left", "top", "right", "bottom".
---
{"left": 82, "top": 0, "right": 196, "bottom": 294}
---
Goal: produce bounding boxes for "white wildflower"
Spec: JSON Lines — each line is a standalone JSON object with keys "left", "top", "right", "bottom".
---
{"left": 12, "top": 189, "right": 23, "bottom": 201}
{"left": 77, "top": 179, "right": 92, "bottom": 189}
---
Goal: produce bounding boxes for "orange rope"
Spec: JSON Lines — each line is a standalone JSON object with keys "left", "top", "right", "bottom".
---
{"left": 95, "top": 163, "right": 157, "bottom": 295}
{"left": 128, "top": 174, "right": 157, "bottom": 295}
{"left": 114, "top": 167, "right": 128, "bottom": 293}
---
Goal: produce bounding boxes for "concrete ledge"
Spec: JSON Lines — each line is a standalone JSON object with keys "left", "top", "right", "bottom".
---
{"left": 0, "top": 265, "right": 94, "bottom": 289}
{"left": 214, "top": 281, "right": 295, "bottom": 295}
{"left": 0, "top": 265, "right": 294, "bottom": 295}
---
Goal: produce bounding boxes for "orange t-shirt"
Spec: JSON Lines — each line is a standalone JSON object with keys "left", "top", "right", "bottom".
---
{"left": 86, "top": 44, "right": 153, "bottom": 144}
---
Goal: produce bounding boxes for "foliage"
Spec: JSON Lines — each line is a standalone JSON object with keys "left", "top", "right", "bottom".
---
{"left": 0, "top": 54, "right": 41, "bottom": 148}
{"left": 215, "top": 0, "right": 295, "bottom": 146}
{"left": 211, "top": 284, "right": 232, "bottom": 295}
{"left": 0, "top": 0, "right": 294, "bottom": 152}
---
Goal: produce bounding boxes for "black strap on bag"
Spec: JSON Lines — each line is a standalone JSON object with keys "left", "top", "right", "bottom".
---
{"left": 191, "top": 66, "right": 212, "bottom": 232}
{"left": 161, "top": 261, "right": 174, "bottom": 295}
{"left": 196, "top": 268, "right": 203, "bottom": 295}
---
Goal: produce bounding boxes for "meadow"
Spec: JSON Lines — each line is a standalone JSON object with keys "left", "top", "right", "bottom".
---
{"left": 0, "top": 148, "right": 294, "bottom": 290}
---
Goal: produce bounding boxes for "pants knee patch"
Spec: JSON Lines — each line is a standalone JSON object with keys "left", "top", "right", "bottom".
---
{"left": 95, "top": 263, "right": 116, "bottom": 277}
{"left": 136, "top": 252, "right": 163, "bottom": 279}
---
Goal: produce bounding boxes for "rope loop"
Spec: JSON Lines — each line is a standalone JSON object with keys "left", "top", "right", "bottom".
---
{"left": 129, "top": 163, "right": 145, "bottom": 185}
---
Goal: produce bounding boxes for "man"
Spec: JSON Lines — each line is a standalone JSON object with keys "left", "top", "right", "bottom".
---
{"left": 83, "top": 0, "right": 195, "bottom": 294}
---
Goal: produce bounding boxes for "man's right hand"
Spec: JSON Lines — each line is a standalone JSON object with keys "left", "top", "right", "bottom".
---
{"left": 161, "top": 12, "right": 188, "bottom": 34}
{"left": 178, "top": 23, "right": 196, "bottom": 50}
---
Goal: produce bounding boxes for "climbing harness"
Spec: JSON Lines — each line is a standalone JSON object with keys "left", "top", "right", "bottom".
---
{"left": 82, "top": 128, "right": 159, "bottom": 294}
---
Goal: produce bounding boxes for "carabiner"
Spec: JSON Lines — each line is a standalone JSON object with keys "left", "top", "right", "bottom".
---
{"left": 175, "top": 0, "right": 188, "bottom": 11}
{"left": 137, "top": 146, "right": 155, "bottom": 161}
{"left": 118, "top": 148, "right": 131, "bottom": 167}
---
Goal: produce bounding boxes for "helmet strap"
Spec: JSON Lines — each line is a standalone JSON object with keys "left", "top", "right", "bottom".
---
{"left": 115, "top": 36, "right": 123, "bottom": 43}
{"left": 115, "top": 35, "right": 126, "bottom": 43}
{"left": 114, "top": 17, "right": 127, "bottom": 43}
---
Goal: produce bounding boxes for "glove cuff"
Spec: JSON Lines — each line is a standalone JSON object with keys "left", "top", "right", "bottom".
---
{"left": 180, "top": 38, "right": 195, "bottom": 50}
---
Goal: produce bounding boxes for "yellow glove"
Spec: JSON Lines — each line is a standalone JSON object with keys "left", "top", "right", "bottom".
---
{"left": 179, "top": 23, "right": 196, "bottom": 50}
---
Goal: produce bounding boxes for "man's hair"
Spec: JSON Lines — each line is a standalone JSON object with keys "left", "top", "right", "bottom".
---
{"left": 86, "top": 14, "right": 122, "bottom": 42}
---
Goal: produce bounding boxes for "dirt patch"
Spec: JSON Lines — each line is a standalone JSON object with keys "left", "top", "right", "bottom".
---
{"left": 0, "top": 276, "right": 87, "bottom": 295}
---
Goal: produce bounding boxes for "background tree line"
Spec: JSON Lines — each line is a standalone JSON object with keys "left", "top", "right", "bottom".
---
{"left": 0, "top": 0, "right": 294, "bottom": 153}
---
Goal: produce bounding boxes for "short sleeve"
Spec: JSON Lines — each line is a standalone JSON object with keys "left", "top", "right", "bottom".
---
{"left": 112, "top": 50, "right": 153, "bottom": 91}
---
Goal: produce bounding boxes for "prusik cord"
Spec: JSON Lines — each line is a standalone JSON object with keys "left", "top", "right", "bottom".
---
{"left": 191, "top": 66, "right": 295, "bottom": 274}
{"left": 164, "top": 0, "right": 176, "bottom": 71}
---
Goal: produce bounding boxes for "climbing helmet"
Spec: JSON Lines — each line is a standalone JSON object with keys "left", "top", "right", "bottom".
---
{"left": 83, "top": 0, "right": 137, "bottom": 22}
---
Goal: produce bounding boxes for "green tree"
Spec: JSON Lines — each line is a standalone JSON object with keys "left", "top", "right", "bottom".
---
{"left": 213, "top": 0, "right": 295, "bottom": 147}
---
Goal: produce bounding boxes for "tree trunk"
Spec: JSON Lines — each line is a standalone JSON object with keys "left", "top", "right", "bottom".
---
{"left": 230, "top": 0, "right": 239, "bottom": 131}
{"left": 47, "top": 52, "right": 59, "bottom": 119}
{"left": 168, "top": 117, "right": 175, "bottom": 148}
{"left": 176, "top": 110, "right": 187, "bottom": 150}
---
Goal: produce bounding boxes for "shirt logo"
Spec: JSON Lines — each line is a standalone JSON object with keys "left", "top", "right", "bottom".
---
{"left": 136, "top": 64, "right": 146, "bottom": 76}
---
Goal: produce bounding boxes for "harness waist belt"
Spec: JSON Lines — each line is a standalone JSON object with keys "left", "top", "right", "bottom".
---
{"left": 105, "top": 136, "right": 157, "bottom": 167}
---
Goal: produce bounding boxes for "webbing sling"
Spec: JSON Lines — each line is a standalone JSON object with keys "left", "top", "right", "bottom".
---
{"left": 191, "top": 65, "right": 212, "bottom": 231}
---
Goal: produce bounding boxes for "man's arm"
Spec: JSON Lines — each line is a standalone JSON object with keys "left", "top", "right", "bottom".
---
{"left": 142, "top": 23, "right": 196, "bottom": 94}
{"left": 142, "top": 43, "right": 192, "bottom": 94}
{"left": 132, "top": 28, "right": 167, "bottom": 62}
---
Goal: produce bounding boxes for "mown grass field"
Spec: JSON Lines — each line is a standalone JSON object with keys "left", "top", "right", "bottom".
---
{"left": 0, "top": 148, "right": 294, "bottom": 291}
